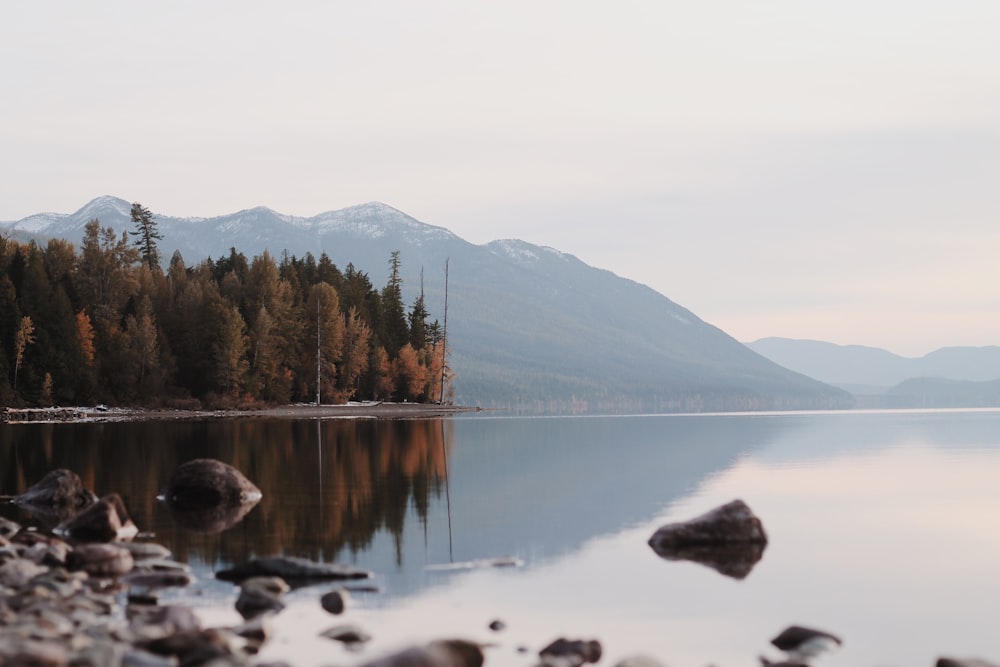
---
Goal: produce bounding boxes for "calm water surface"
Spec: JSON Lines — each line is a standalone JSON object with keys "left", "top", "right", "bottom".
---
{"left": 2, "top": 410, "right": 1000, "bottom": 666}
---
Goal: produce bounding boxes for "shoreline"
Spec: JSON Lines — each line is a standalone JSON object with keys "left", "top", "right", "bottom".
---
{"left": 2, "top": 402, "right": 482, "bottom": 423}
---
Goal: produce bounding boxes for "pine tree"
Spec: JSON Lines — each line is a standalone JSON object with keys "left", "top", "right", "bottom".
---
{"left": 131, "top": 203, "right": 163, "bottom": 270}
{"left": 381, "top": 251, "right": 409, "bottom": 355}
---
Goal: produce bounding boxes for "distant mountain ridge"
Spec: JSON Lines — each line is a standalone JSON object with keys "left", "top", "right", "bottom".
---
{"left": 1, "top": 196, "right": 850, "bottom": 412}
{"left": 747, "top": 337, "right": 1000, "bottom": 393}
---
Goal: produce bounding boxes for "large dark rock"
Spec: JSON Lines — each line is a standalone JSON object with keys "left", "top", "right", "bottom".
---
{"left": 215, "top": 556, "right": 372, "bottom": 583}
{"left": 539, "top": 638, "right": 602, "bottom": 667}
{"left": 359, "top": 640, "right": 483, "bottom": 667}
{"left": 163, "top": 459, "right": 261, "bottom": 509}
{"left": 770, "top": 625, "right": 842, "bottom": 662}
{"left": 648, "top": 499, "right": 768, "bottom": 579}
{"left": 57, "top": 493, "right": 137, "bottom": 542}
{"left": 937, "top": 660, "right": 1000, "bottom": 667}
{"left": 13, "top": 469, "right": 97, "bottom": 522}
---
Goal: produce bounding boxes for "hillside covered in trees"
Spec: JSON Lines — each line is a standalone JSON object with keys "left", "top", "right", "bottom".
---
{"left": 0, "top": 212, "right": 449, "bottom": 409}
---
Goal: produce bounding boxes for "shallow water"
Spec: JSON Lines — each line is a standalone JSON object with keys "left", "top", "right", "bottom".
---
{"left": 3, "top": 409, "right": 1000, "bottom": 666}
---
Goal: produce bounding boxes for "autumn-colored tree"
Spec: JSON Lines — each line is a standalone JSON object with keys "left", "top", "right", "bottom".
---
{"left": 305, "top": 282, "right": 345, "bottom": 404}
{"left": 336, "top": 306, "right": 371, "bottom": 401}
{"left": 391, "top": 343, "right": 427, "bottom": 402}
{"left": 13, "top": 315, "right": 35, "bottom": 390}
{"left": 76, "top": 311, "right": 95, "bottom": 366}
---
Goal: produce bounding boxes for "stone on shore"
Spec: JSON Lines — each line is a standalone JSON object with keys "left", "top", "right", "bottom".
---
{"left": 57, "top": 493, "right": 138, "bottom": 542}
{"left": 67, "top": 543, "right": 135, "bottom": 577}
{"left": 216, "top": 556, "right": 372, "bottom": 583}
{"left": 648, "top": 499, "right": 768, "bottom": 579}
{"left": 358, "top": 639, "right": 483, "bottom": 667}
{"left": 163, "top": 459, "right": 262, "bottom": 509}
{"left": 235, "top": 576, "right": 289, "bottom": 620}
{"left": 539, "top": 638, "right": 603, "bottom": 667}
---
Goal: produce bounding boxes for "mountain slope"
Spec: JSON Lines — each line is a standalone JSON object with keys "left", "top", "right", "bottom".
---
{"left": 1, "top": 197, "right": 850, "bottom": 412}
{"left": 747, "top": 337, "right": 1000, "bottom": 390}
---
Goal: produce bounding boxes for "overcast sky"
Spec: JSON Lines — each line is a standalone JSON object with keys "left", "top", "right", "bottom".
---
{"left": 3, "top": 1, "right": 999, "bottom": 356}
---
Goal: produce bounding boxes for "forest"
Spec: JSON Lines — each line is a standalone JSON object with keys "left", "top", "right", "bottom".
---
{"left": 0, "top": 205, "right": 450, "bottom": 409}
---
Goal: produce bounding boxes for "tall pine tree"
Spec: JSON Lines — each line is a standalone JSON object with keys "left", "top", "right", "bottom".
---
{"left": 131, "top": 202, "right": 163, "bottom": 270}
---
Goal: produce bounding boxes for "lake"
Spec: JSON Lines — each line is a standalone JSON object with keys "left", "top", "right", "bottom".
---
{"left": 2, "top": 409, "right": 1000, "bottom": 666}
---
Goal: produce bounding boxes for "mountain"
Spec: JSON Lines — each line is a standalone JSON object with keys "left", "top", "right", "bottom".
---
{"left": 1, "top": 196, "right": 850, "bottom": 412}
{"left": 747, "top": 337, "right": 1000, "bottom": 393}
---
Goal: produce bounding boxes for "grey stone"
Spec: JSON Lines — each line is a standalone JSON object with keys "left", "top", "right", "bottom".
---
{"left": 58, "top": 494, "right": 137, "bottom": 543}
{"left": 163, "top": 459, "right": 261, "bottom": 509}
{"left": 320, "top": 588, "right": 349, "bottom": 615}
{"left": 67, "top": 543, "right": 135, "bottom": 578}
{"left": 648, "top": 499, "right": 768, "bottom": 579}
{"left": 539, "top": 638, "right": 602, "bottom": 667}
{"left": 14, "top": 469, "right": 97, "bottom": 515}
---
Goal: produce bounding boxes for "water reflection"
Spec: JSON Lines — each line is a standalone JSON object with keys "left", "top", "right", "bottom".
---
{"left": 1, "top": 418, "right": 453, "bottom": 569}
{"left": 8, "top": 411, "right": 998, "bottom": 666}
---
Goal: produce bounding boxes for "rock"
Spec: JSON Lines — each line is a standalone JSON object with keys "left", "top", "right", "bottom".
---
{"left": 427, "top": 640, "right": 484, "bottom": 667}
{"left": 14, "top": 469, "right": 97, "bottom": 516}
{"left": 770, "top": 625, "right": 842, "bottom": 662}
{"left": 121, "top": 542, "right": 173, "bottom": 562}
{"left": 121, "top": 648, "right": 178, "bottom": 667}
{"left": 320, "top": 623, "right": 372, "bottom": 646}
{"left": 539, "top": 638, "right": 602, "bottom": 667}
{"left": 0, "top": 516, "right": 21, "bottom": 539}
{"left": 163, "top": 459, "right": 261, "bottom": 509}
{"left": 0, "top": 558, "right": 48, "bottom": 587}
{"left": 0, "top": 637, "right": 69, "bottom": 667}
{"left": 122, "top": 569, "right": 194, "bottom": 589}
{"left": 936, "top": 660, "right": 1000, "bottom": 667}
{"left": 57, "top": 493, "right": 138, "bottom": 542}
{"left": 358, "top": 640, "right": 484, "bottom": 667}
{"left": 129, "top": 604, "right": 202, "bottom": 641}
{"left": 488, "top": 619, "right": 505, "bottom": 632}
{"left": 138, "top": 627, "right": 239, "bottom": 665}
{"left": 235, "top": 587, "right": 285, "bottom": 620}
{"left": 215, "top": 556, "right": 372, "bottom": 583}
{"left": 648, "top": 499, "right": 768, "bottom": 579}
{"left": 320, "top": 588, "right": 350, "bottom": 615}
{"left": 67, "top": 543, "right": 135, "bottom": 577}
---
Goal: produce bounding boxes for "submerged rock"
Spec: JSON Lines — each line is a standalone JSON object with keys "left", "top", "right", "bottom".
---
{"left": 320, "top": 588, "right": 350, "bottom": 615}
{"left": 648, "top": 499, "right": 768, "bottom": 579}
{"left": 163, "top": 459, "right": 261, "bottom": 509}
{"left": 13, "top": 469, "right": 97, "bottom": 523}
{"left": 216, "top": 556, "right": 372, "bottom": 583}
{"left": 770, "top": 625, "right": 842, "bottom": 662}
{"left": 57, "top": 493, "right": 138, "bottom": 542}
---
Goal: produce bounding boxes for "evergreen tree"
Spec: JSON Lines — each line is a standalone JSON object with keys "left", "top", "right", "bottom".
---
{"left": 131, "top": 202, "right": 163, "bottom": 270}
{"left": 381, "top": 251, "right": 409, "bottom": 356}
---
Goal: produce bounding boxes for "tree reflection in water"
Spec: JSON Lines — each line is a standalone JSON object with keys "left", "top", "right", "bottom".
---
{"left": 0, "top": 418, "right": 453, "bottom": 570}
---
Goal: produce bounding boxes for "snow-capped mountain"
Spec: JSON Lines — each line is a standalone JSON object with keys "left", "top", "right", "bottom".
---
{"left": 0, "top": 196, "right": 849, "bottom": 412}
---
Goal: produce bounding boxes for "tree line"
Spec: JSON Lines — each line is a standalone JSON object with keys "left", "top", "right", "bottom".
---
{"left": 0, "top": 205, "right": 450, "bottom": 409}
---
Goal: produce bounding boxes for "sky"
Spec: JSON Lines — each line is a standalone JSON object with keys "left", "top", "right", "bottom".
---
{"left": 2, "top": 1, "right": 999, "bottom": 357}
